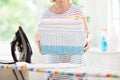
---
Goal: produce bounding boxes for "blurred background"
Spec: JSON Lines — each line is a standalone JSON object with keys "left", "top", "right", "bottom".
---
{"left": 0, "top": 0, "right": 120, "bottom": 80}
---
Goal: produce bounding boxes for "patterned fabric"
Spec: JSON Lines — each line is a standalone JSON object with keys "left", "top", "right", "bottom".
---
{"left": 40, "top": 4, "right": 86, "bottom": 80}
{"left": 40, "top": 28, "right": 86, "bottom": 55}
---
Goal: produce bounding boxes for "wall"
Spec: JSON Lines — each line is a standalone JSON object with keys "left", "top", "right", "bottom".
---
{"left": 79, "top": 0, "right": 110, "bottom": 46}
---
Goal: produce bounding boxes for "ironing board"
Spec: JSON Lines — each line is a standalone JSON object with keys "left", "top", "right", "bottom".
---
{"left": 0, "top": 62, "right": 120, "bottom": 79}
{"left": 0, "top": 56, "right": 28, "bottom": 80}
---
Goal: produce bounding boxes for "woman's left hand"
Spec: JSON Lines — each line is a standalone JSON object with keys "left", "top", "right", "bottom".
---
{"left": 84, "top": 33, "right": 92, "bottom": 53}
{"left": 84, "top": 41, "right": 90, "bottom": 53}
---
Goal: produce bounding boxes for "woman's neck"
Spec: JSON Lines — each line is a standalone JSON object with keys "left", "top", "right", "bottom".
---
{"left": 56, "top": 1, "right": 71, "bottom": 10}
{"left": 51, "top": 2, "right": 71, "bottom": 14}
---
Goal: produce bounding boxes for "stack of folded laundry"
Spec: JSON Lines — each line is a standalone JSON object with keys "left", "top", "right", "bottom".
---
{"left": 39, "top": 19, "right": 87, "bottom": 55}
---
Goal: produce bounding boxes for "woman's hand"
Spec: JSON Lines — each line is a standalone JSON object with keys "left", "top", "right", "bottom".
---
{"left": 35, "top": 22, "right": 43, "bottom": 53}
{"left": 84, "top": 34, "right": 92, "bottom": 53}
{"left": 35, "top": 32, "right": 41, "bottom": 53}
{"left": 84, "top": 41, "right": 90, "bottom": 53}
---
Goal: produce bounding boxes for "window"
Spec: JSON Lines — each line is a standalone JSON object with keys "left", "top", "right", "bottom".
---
{"left": 111, "top": 0, "right": 120, "bottom": 34}
{"left": 0, "top": 0, "right": 38, "bottom": 55}
{"left": 0, "top": 0, "right": 37, "bottom": 41}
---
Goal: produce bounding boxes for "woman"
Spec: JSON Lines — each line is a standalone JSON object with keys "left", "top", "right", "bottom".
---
{"left": 35, "top": 0, "right": 91, "bottom": 80}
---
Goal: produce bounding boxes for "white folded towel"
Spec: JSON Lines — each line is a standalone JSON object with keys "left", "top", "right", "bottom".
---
{"left": 40, "top": 25, "right": 84, "bottom": 31}
{"left": 39, "top": 29, "right": 86, "bottom": 46}
{"left": 41, "top": 19, "right": 84, "bottom": 25}
{"left": 38, "top": 19, "right": 86, "bottom": 55}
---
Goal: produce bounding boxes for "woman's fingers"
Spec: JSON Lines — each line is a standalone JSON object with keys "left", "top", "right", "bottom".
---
{"left": 84, "top": 42, "right": 90, "bottom": 53}
{"left": 37, "top": 41, "right": 41, "bottom": 53}
{"left": 35, "top": 32, "right": 41, "bottom": 53}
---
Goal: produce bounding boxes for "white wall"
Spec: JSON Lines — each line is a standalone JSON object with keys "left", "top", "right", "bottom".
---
{"left": 79, "top": 0, "right": 110, "bottom": 46}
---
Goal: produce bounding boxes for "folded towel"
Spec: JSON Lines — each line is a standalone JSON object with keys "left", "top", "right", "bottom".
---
{"left": 39, "top": 29, "right": 86, "bottom": 45}
{"left": 42, "top": 19, "right": 83, "bottom": 25}
{"left": 39, "top": 19, "right": 86, "bottom": 55}
{"left": 39, "top": 28, "right": 86, "bottom": 55}
{"left": 40, "top": 25, "right": 85, "bottom": 31}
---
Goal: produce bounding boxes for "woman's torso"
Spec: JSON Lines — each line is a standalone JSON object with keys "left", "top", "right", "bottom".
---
{"left": 41, "top": 5, "right": 86, "bottom": 64}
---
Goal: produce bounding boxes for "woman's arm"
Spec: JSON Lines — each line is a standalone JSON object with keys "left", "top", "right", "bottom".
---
{"left": 83, "top": 17, "right": 92, "bottom": 52}
{"left": 35, "top": 23, "right": 42, "bottom": 53}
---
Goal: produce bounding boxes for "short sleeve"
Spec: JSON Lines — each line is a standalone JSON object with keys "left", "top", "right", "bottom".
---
{"left": 37, "top": 8, "right": 49, "bottom": 22}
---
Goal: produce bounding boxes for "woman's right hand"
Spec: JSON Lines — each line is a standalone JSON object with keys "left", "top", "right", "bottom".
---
{"left": 35, "top": 22, "right": 43, "bottom": 53}
{"left": 35, "top": 32, "right": 41, "bottom": 53}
